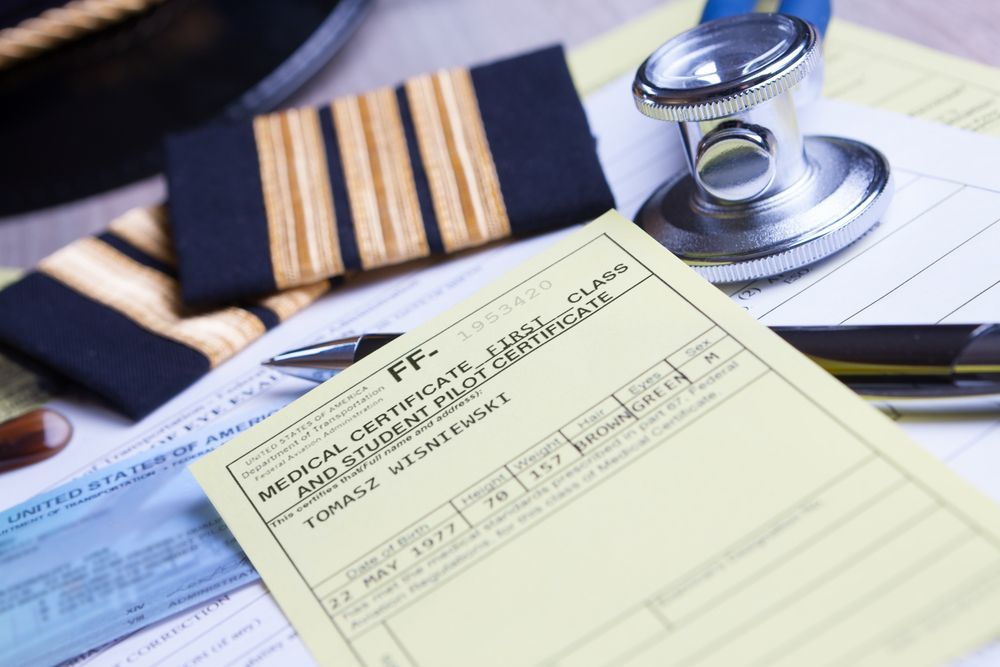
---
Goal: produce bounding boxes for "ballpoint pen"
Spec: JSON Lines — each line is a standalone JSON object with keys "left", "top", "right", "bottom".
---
{"left": 263, "top": 325, "right": 1000, "bottom": 410}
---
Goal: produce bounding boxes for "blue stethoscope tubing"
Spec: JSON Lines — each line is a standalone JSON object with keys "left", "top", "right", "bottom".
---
{"left": 700, "top": 0, "right": 831, "bottom": 35}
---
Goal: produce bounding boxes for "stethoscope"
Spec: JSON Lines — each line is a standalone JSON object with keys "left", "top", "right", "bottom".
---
{"left": 632, "top": 12, "right": 892, "bottom": 282}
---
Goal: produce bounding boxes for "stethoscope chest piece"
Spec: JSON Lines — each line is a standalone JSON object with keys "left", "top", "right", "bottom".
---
{"left": 633, "top": 13, "right": 893, "bottom": 282}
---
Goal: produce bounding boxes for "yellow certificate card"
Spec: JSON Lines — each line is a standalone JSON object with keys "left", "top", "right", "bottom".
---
{"left": 193, "top": 212, "right": 1000, "bottom": 667}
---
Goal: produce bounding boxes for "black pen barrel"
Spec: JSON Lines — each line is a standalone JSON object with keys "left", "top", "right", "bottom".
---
{"left": 772, "top": 324, "right": 1000, "bottom": 386}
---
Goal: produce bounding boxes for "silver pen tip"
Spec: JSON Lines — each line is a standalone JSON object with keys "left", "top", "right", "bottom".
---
{"left": 262, "top": 337, "right": 362, "bottom": 383}
{"left": 266, "top": 339, "right": 359, "bottom": 369}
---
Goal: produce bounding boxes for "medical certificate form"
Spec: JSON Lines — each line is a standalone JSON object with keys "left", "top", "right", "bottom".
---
{"left": 194, "top": 213, "right": 1000, "bottom": 667}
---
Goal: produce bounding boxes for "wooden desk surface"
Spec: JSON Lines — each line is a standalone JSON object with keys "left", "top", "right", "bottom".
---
{"left": 2, "top": 0, "right": 997, "bottom": 268}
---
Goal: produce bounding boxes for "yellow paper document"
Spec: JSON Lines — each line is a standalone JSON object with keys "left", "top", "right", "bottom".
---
{"left": 193, "top": 213, "right": 1000, "bottom": 666}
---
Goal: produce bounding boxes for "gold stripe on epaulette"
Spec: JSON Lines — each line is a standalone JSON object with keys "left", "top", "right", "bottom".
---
{"left": 254, "top": 108, "right": 344, "bottom": 289}
{"left": 106, "top": 206, "right": 175, "bottom": 265}
{"left": 39, "top": 238, "right": 265, "bottom": 366}
{"left": 259, "top": 281, "right": 330, "bottom": 321}
{"left": 444, "top": 69, "right": 510, "bottom": 242}
{"left": 405, "top": 67, "right": 510, "bottom": 253}
{"left": 333, "top": 88, "right": 429, "bottom": 269}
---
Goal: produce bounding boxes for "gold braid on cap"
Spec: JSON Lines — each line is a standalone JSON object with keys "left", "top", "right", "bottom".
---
{"left": 0, "top": 0, "right": 166, "bottom": 70}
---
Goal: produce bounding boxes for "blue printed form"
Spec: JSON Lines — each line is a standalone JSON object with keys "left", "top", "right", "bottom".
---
{"left": 0, "top": 411, "right": 274, "bottom": 666}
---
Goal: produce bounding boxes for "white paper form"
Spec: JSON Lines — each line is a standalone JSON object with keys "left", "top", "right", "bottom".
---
{"left": 28, "top": 78, "right": 1000, "bottom": 666}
